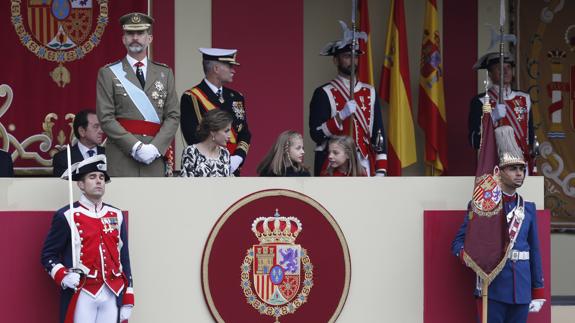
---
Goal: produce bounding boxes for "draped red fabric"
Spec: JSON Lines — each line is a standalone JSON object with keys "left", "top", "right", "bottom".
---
{"left": 1, "top": 1, "right": 147, "bottom": 174}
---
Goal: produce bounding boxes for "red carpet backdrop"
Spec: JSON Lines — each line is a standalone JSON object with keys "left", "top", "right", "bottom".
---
{"left": 513, "top": 0, "right": 575, "bottom": 231}
{"left": 1, "top": 0, "right": 146, "bottom": 174}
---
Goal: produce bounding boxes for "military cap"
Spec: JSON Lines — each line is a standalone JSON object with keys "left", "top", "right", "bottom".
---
{"left": 199, "top": 48, "right": 240, "bottom": 65}
{"left": 320, "top": 20, "right": 366, "bottom": 56}
{"left": 494, "top": 125, "right": 526, "bottom": 168}
{"left": 120, "top": 12, "right": 154, "bottom": 31}
{"left": 61, "top": 155, "right": 111, "bottom": 182}
{"left": 473, "top": 52, "right": 515, "bottom": 70}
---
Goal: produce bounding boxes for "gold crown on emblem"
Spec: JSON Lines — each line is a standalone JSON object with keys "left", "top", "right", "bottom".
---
{"left": 251, "top": 209, "right": 302, "bottom": 244}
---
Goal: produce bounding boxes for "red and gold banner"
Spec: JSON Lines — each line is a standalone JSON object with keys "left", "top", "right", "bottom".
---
{"left": 514, "top": 0, "right": 575, "bottom": 230}
{"left": 1, "top": 0, "right": 146, "bottom": 175}
{"left": 357, "top": 0, "right": 373, "bottom": 86}
{"left": 379, "top": 0, "right": 417, "bottom": 176}
{"left": 418, "top": 0, "right": 448, "bottom": 176}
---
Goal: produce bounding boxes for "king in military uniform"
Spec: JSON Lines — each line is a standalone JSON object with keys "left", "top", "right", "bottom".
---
{"left": 41, "top": 155, "right": 134, "bottom": 323}
{"left": 96, "top": 12, "right": 180, "bottom": 177}
{"left": 180, "top": 48, "right": 251, "bottom": 176}
{"left": 468, "top": 52, "right": 535, "bottom": 173}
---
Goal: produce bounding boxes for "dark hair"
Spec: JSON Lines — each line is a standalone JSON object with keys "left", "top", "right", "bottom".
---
{"left": 73, "top": 109, "right": 97, "bottom": 139}
{"left": 196, "top": 109, "right": 233, "bottom": 142}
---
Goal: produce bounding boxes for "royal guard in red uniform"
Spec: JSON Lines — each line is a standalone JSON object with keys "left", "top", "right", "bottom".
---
{"left": 180, "top": 48, "right": 251, "bottom": 176}
{"left": 41, "top": 155, "right": 134, "bottom": 323}
{"left": 469, "top": 52, "right": 536, "bottom": 173}
{"left": 309, "top": 23, "right": 387, "bottom": 176}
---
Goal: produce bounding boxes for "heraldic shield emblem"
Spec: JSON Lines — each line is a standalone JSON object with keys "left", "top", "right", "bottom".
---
{"left": 10, "top": 0, "right": 109, "bottom": 87}
{"left": 202, "top": 189, "right": 351, "bottom": 323}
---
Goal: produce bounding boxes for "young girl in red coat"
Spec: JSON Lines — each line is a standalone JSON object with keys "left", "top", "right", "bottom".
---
{"left": 322, "top": 135, "right": 366, "bottom": 176}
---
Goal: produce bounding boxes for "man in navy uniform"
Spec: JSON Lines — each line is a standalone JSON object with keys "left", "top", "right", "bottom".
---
{"left": 452, "top": 126, "right": 545, "bottom": 322}
{"left": 97, "top": 12, "right": 180, "bottom": 177}
{"left": 468, "top": 52, "right": 535, "bottom": 173}
{"left": 180, "top": 48, "right": 251, "bottom": 176}
{"left": 41, "top": 155, "right": 134, "bottom": 323}
{"left": 309, "top": 24, "right": 387, "bottom": 176}
{"left": 53, "top": 109, "right": 105, "bottom": 177}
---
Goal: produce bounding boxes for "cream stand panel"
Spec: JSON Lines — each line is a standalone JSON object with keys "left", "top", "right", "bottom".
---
{"left": 0, "top": 176, "right": 543, "bottom": 322}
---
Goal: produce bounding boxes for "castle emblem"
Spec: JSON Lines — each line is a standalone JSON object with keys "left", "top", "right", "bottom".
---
{"left": 241, "top": 210, "right": 313, "bottom": 323}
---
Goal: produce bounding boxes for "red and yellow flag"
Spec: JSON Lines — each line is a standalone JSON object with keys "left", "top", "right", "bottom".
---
{"left": 357, "top": 0, "right": 374, "bottom": 85}
{"left": 379, "top": 0, "right": 417, "bottom": 176}
{"left": 418, "top": 0, "right": 448, "bottom": 175}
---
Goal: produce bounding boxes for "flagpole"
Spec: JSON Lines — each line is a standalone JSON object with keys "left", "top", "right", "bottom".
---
{"left": 498, "top": 0, "right": 506, "bottom": 104}
{"left": 349, "top": 0, "right": 357, "bottom": 137}
{"left": 482, "top": 279, "right": 489, "bottom": 323}
{"left": 66, "top": 144, "right": 77, "bottom": 270}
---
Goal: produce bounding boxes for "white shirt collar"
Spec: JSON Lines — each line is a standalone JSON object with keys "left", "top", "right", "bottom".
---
{"left": 204, "top": 78, "right": 222, "bottom": 95}
{"left": 79, "top": 194, "right": 104, "bottom": 213}
{"left": 126, "top": 55, "right": 148, "bottom": 77}
{"left": 77, "top": 141, "right": 97, "bottom": 160}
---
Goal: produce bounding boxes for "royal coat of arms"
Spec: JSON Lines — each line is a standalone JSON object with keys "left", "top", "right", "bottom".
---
{"left": 10, "top": 0, "right": 109, "bottom": 87}
{"left": 241, "top": 210, "right": 313, "bottom": 323}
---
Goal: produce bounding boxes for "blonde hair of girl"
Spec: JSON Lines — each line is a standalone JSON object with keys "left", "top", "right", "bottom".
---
{"left": 257, "top": 130, "right": 307, "bottom": 176}
{"left": 326, "top": 135, "right": 363, "bottom": 176}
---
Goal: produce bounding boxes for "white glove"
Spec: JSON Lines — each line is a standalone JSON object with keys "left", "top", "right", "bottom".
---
{"left": 529, "top": 299, "right": 545, "bottom": 312}
{"left": 375, "top": 171, "right": 386, "bottom": 177}
{"left": 491, "top": 103, "right": 507, "bottom": 122}
{"left": 119, "top": 305, "right": 133, "bottom": 322}
{"left": 230, "top": 155, "right": 243, "bottom": 173}
{"left": 138, "top": 144, "right": 160, "bottom": 165}
{"left": 131, "top": 142, "right": 144, "bottom": 161}
{"left": 338, "top": 101, "right": 358, "bottom": 120}
{"left": 61, "top": 272, "right": 80, "bottom": 290}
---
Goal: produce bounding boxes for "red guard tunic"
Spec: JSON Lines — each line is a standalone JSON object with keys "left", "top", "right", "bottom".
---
{"left": 75, "top": 208, "right": 126, "bottom": 297}
{"left": 469, "top": 86, "right": 535, "bottom": 171}
{"left": 309, "top": 76, "right": 387, "bottom": 176}
{"left": 41, "top": 195, "right": 134, "bottom": 323}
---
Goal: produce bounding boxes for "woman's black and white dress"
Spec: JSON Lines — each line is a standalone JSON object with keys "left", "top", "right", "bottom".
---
{"left": 180, "top": 144, "right": 232, "bottom": 177}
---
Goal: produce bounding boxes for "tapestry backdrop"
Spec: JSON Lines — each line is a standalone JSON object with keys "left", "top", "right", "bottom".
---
{"left": 514, "top": 0, "right": 575, "bottom": 231}
{"left": 1, "top": 0, "right": 146, "bottom": 174}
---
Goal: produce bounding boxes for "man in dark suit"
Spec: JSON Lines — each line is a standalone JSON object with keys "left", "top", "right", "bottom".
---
{"left": 0, "top": 149, "right": 14, "bottom": 177}
{"left": 53, "top": 109, "right": 105, "bottom": 177}
{"left": 180, "top": 48, "right": 251, "bottom": 176}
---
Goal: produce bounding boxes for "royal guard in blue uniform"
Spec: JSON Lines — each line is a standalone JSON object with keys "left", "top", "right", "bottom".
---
{"left": 452, "top": 125, "right": 545, "bottom": 323}
{"left": 309, "top": 23, "right": 387, "bottom": 176}
{"left": 41, "top": 155, "right": 134, "bottom": 323}
{"left": 469, "top": 52, "right": 536, "bottom": 173}
{"left": 180, "top": 48, "right": 251, "bottom": 176}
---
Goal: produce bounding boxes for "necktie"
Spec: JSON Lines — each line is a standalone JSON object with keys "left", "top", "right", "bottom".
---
{"left": 135, "top": 62, "right": 145, "bottom": 88}
{"left": 216, "top": 89, "right": 224, "bottom": 103}
{"left": 87, "top": 150, "right": 95, "bottom": 157}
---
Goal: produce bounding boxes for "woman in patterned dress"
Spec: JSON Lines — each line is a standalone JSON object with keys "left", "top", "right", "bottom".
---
{"left": 180, "top": 109, "right": 234, "bottom": 177}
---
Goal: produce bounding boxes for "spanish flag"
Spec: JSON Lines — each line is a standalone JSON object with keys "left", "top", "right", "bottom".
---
{"left": 418, "top": 0, "right": 448, "bottom": 175}
{"left": 357, "top": 0, "right": 374, "bottom": 85}
{"left": 379, "top": 0, "right": 417, "bottom": 175}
